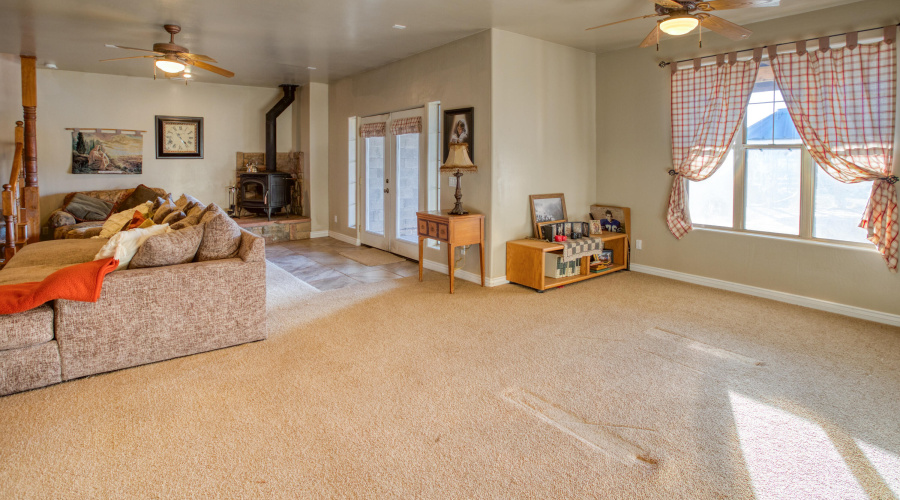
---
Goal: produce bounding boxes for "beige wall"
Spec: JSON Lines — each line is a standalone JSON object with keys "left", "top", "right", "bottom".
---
{"left": 596, "top": 0, "right": 900, "bottom": 314}
{"left": 327, "top": 30, "right": 492, "bottom": 276}
{"left": 300, "top": 82, "right": 330, "bottom": 233}
{"left": 490, "top": 30, "right": 597, "bottom": 277}
{"left": 11, "top": 68, "right": 292, "bottom": 226}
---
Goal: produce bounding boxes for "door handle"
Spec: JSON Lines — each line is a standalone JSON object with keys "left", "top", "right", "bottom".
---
{"left": 384, "top": 188, "right": 390, "bottom": 193}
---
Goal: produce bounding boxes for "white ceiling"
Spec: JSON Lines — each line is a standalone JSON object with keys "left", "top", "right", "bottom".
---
{"left": 0, "top": 0, "right": 866, "bottom": 88}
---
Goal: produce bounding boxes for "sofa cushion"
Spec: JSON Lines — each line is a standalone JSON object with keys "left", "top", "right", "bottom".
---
{"left": 162, "top": 210, "right": 186, "bottom": 226}
{"left": 196, "top": 208, "right": 242, "bottom": 261}
{"left": 0, "top": 265, "right": 68, "bottom": 286}
{"left": 170, "top": 213, "right": 201, "bottom": 231}
{"left": 0, "top": 305, "right": 54, "bottom": 350}
{"left": 62, "top": 193, "right": 114, "bottom": 222}
{"left": 152, "top": 200, "right": 177, "bottom": 224}
{"left": 117, "top": 184, "right": 160, "bottom": 212}
{"left": 186, "top": 202, "right": 207, "bottom": 218}
{"left": 0, "top": 341, "right": 62, "bottom": 397}
{"left": 4, "top": 239, "right": 108, "bottom": 270}
{"left": 129, "top": 224, "right": 204, "bottom": 269}
{"left": 97, "top": 202, "right": 152, "bottom": 239}
{"left": 94, "top": 223, "right": 171, "bottom": 270}
{"left": 174, "top": 194, "right": 201, "bottom": 212}
{"left": 61, "top": 222, "right": 105, "bottom": 240}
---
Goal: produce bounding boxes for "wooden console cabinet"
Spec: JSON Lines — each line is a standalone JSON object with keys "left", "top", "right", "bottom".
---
{"left": 506, "top": 232, "right": 628, "bottom": 291}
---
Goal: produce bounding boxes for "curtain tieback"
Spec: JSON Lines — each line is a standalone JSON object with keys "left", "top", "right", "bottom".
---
{"left": 668, "top": 170, "right": 679, "bottom": 176}
{"left": 881, "top": 175, "right": 899, "bottom": 185}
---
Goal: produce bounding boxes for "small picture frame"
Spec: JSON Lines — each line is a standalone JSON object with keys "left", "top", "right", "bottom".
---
{"left": 530, "top": 193, "right": 567, "bottom": 238}
{"left": 155, "top": 115, "right": 203, "bottom": 159}
{"left": 589, "top": 220, "right": 603, "bottom": 236}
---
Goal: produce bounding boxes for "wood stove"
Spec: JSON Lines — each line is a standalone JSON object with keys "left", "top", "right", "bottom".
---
{"left": 239, "top": 172, "right": 293, "bottom": 220}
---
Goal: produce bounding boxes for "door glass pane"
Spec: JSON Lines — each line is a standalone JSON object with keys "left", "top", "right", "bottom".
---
{"left": 813, "top": 167, "right": 872, "bottom": 243}
{"left": 365, "top": 137, "right": 385, "bottom": 235}
{"left": 744, "top": 148, "right": 801, "bottom": 235}
{"left": 689, "top": 150, "right": 734, "bottom": 228}
{"left": 395, "top": 133, "right": 420, "bottom": 243}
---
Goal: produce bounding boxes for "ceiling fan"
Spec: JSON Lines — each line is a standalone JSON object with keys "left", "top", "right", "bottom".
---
{"left": 101, "top": 24, "right": 234, "bottom": 79}
{"left": 586, "top": 0, "right": 779, "bottom": 49}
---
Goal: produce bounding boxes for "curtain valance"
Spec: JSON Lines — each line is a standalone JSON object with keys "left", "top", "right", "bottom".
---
{"left": 359, "top": 123, "right": 386, "bottom": 138}
{"left": 391, "top": 117, "right": 422, "bottom": 135}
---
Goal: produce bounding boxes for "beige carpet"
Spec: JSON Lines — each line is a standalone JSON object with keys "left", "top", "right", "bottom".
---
{"left": 1, "top": 270, "right": 899, "bottom": 498}
{"left": 339, "top": 247, "right": 405, "bottom": 266}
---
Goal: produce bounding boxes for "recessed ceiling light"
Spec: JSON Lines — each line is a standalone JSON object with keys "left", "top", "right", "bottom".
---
{"left": 307, "top": 66, "right": 317, "bottom": 70}
{"left": 392, "top": 24, "right": 406, "bottom": 30}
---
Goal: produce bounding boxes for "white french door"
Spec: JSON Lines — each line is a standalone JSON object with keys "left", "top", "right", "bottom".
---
{"left": 358, "top": 108, "right": 426, "bottom": 260}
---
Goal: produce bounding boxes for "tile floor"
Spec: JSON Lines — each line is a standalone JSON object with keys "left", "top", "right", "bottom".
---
{"left": 265, "top": 237, "right": 420, "bottom": 291}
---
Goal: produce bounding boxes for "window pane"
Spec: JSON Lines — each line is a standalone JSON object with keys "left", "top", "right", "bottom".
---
{"left": 813, "top": 168, "right": 872, "bottom": 244}
{"left": 348, "top": 117, "right": 357, "bottom": 228}
{"left": 395, "top": 133, "right": 420, "bottom": 243}
{"left": 689, "top": 150, "right": 733, "bottom": 227}
{"left": 745, "top": 148, "right": 801, "bottom": 235}
{"left": 365, "top": 137, "right": 385, "bottom": 235}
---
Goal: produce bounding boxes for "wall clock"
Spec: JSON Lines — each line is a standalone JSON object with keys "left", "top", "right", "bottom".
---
{"left": 155, "top": 115, "right": 203, "bottom": 159}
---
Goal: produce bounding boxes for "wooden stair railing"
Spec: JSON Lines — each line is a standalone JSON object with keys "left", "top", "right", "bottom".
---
{"left": 2, "top": 121, "right": 26, "bottom": 265}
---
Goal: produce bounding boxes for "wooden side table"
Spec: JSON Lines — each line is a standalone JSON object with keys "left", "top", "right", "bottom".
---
{"left": 416, "top": 210, "right": 485, "bottom": 294}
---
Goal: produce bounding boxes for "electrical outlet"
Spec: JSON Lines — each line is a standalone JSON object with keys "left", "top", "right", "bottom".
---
{"left": 636, "top": 239, "right": 643, "bottom": 250}
{"left": 449, "top": 176, "right": 457, "bottom": 187}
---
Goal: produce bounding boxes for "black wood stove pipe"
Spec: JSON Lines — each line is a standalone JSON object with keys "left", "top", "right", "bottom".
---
{"left": 265, "top": 84, "right": 298, "bottom": 172}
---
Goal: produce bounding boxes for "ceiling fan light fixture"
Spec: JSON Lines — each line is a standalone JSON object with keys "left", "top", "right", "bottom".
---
{"left": 659, "top": 15, "right": 699, "bottom": 36}
{"left": 155, "top": 57, "right": 185, "bottom": 74}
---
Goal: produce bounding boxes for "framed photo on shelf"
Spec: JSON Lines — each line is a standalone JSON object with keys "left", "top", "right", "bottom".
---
{"left": 589, "top": 205, "right": 630, "bottom": 235}
{"left": 443, "top": 107, "right": 474, "bottom": 164}
{"left": 589, "top": 220, "right": 603, "bottom": 236}
{"left": 530, "top": 193, "right": 567, "bottom": 238}
{"left": 155, "top": 115, "right": 203, "bottom": 159}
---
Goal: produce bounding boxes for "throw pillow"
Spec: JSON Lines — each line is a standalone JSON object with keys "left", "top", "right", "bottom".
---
{"left": 198, "top": 203, "right": 223, "bottom": 224}
{"left": 137, "top": 219, "right": 154, "bottom": 229}
{"left": 127, "top": 211, "right": 146, "bottom": 230}
{"left": 97, "top": 201, "right": 153, "bottom": 239}
{"left": 152, "top": 200, "right": 177, "bottom": 224}
{"left": 186, "top": 202, "right": 207, "bottom": 218}
{"left": 195, "top": 209, "right": 242, "bottom": 261}
{"left": 162, "top": 210, "right": 186, "bottom": 225}
{"left": 94, "top": 223, "right": 171, "bottom": 270}
{"left": 62, "top": 193, "right": 114, "bottom": 222}
{"left": 150, "top": 194, "right": 173, "bottom": 214}
{"left": 174, "top": 194, "right": 201, "bottom": 212}
{"left": 128, "top": 223, "right": 204, "bottom": 269}
{"left": 169, "top": 213, "right": 201, "bottom": 231}
{"left": 117, "top": 184, "right": 159, "bottom": 212}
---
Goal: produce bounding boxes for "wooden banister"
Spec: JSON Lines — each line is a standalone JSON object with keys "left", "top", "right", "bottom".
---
{"left": 3, "top": 122, "right": 25, "bottom": 262}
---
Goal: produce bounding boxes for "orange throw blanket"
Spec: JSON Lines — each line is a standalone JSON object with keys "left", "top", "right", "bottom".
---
{"left": 0, "top": 258, "right": 119, "bottom": 315}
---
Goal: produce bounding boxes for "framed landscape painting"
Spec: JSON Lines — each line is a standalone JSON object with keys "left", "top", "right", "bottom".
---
{"left": 71, "top": 129, "right": 143, "bottom": 174}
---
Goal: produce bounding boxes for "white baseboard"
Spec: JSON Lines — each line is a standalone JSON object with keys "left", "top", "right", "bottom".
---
{"left": 630, "top": 263, "right": 900, "bottom": 327}
{"left": 328, "top": 231, "right": 360, "bottom": 246}
{"left": 310, "top": 230, "right": 330, "bottom": 238}
{"left": 422, "top": 259, "right": 508, "bottom": 287}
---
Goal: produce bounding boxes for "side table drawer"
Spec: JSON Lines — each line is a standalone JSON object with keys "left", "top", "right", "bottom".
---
{"left": 420, "top": 220, "right": 449, "bottom": 241}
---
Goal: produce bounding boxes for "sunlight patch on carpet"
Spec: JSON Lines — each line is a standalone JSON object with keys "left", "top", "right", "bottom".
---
{"left": 729, "top": 391, "right": 867, "bottom": 499}
{"left": 855, "top": 440, "right": 900, "bottom": 496}
{"left": 502, "top": 388, "right": 657, "bottom": 469}
{"left": 640, "top": 328, "right": 763, "bottom": 372}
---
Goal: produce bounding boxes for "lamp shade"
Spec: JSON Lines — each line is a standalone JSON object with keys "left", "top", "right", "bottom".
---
{"left": 659, "top": 15, "right": 699, "bottom": 36}
{"left": 441, "top": 143, "right": 478, "bottom": 173}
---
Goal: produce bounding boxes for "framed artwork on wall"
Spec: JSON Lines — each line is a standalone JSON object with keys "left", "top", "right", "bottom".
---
{"left": 70, "top": 128, "right": 143, "bottom": 174}
{"left": 155, "top": 115, "right": 203, "bottom": 159}
{"left": 443, "top": 107, "right": 474, "bottom": 164}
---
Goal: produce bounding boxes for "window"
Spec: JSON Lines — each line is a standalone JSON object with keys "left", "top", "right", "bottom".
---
{"left": 348, "top": 117, "right": 357, "bottom": 228}
{"left": 689, "top": 63, "right": 872, "bottom": 245}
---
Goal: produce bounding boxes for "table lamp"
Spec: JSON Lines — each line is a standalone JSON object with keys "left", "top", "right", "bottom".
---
{"left": 441, "top": 143, "right": 478, "bottom": 215}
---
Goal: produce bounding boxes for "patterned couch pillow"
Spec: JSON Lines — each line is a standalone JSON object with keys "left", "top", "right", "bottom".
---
{"left": 62, "top": 193, "right": 114, "bottom": 222}
{"left": 96, "top": 201, "right": 153, "bottom": 239}
{"left": 195, "top": 207, "right": 242, "bottom": 261}
{"left": 129, "top": 223, "right": 204, "bottom": 269}
{"left": 152, "top": 200, "right": 177, "bottom": 224}
{"left": 169, "top": 213, "right": 201, "bottom": 231}
{"left": 117, "top": 184, "right": 160, "bottom": 212}
{"left": 174, "top": 194, "right": 201, "bottom": 212}
{"left": 162, "top": 210, "right": 186, "bottom": 226}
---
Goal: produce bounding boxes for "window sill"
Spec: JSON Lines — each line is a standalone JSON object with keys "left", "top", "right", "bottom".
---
{"left": 692, "top": 225, "right": 877, "bottom": 252}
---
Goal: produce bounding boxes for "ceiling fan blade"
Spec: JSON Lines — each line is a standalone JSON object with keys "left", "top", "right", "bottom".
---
{"left": 700, "top": 14, "right": 752, "bottom": 40}
{"left": 639, "top": 24, "right": 662, "bottom": 48}
{"left": 105, "top": 44, "right": 163, "bottom": 54}
{"left": 586, "top": 14, "right": 659, "bottom": 31}
{"left": 100, "top": 55, "right": 158, "bottom": 62}
{"left": 699, "top": 0, "right": 778, "bottom": 10}
{"left": 651, "top": 0, "right": 684, "bottom": 9}
{"left": 177, "top": 52, "right": 218, "bottom": 63}
{"left": 188, "top": 60, "right": 235, "bottom": 78}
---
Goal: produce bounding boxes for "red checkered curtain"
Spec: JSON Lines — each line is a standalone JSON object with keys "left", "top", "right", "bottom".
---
{"left": 768, "top": 28, "right": 899, "bottom": 271}
{"left": 359, "top": 122, "right": 386, "bottom": 138}
{"left": 667, "top": 52, "right": 761, "bottom": 239}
